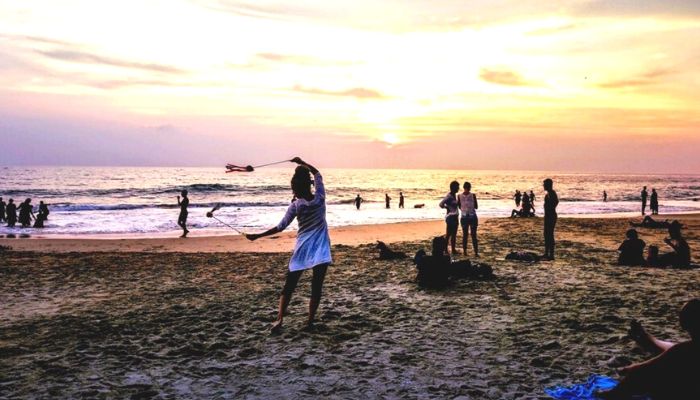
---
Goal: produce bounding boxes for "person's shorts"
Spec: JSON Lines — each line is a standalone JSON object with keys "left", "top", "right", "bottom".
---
{"left": 446, "top": 214, "right": 459, "bottom": 234}
{"left": 461, "top": 214, "right": 478, "bottom": 229}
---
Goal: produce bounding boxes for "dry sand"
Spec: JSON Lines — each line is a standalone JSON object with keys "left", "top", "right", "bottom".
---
{"left": 1, "top": 215, "right": 699, "bottom": 399}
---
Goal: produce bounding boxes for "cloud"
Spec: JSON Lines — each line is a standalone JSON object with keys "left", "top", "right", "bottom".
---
{"left": 596, "top": 68, "right": 675, "bottom": 89}
{"left": 36, "top": 49, "right": 186, "bottom": 74}
{"left": 576, "top": 0, "right": 700, "bottom": 17}
{"left": 255, "top": 52, "right": 356, "bottom": 66}
{"left": 479, "top": 68, "right": 532, "bottom": 86}
{"left": 292, "top": 84, "right": 386, "bottom": 99}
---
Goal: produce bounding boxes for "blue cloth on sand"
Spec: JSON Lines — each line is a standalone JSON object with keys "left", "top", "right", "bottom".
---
{"left": 545, "top": 375, "right": 618, "bottom": 399}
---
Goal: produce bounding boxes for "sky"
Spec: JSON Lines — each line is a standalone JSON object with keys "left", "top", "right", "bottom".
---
{"left": 1, "top": 0, "right": 700, "bottom": 172}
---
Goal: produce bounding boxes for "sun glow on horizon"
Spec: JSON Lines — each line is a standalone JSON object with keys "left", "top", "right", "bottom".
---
{"left": 1, "top": 1, "right": 700, "bottom": 171}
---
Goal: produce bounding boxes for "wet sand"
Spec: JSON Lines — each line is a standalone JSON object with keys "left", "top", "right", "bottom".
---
{"left": 1, "top": 215, "right": 699, "bottom": 398}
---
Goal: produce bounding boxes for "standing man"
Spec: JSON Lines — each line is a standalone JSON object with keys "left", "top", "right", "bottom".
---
{"left": 0, "top": 197, "right": 6, "bottom": 223}
{"left": 641, "top": 186, "right": 648, "bottom": 215}
{"left": 603, "top": 190, "right": 608, "bottom": 202}
{"left": 514, "top": 190, "right": 522, "bottom": 207}
{"left": 543, "top": 179, "right": 559, "bottom": 260}
{"left": 399, "top": 192, "right": 405, "bottom": 209}
{"left": 354, "top": 194, "right": 363, "bottom": 210}
{"left": 177, "top": 189, "right": 190, "bottom": 238}
{"left": 529, "top": 190, "right": 536, "bottom": 209}
{"left": 385, "top": 193, "right": 391, "bottom": 209}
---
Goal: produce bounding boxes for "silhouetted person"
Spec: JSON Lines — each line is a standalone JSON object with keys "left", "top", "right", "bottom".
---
{"left": 598, "top": 299, "right": 700, "bottom": 400}
{"left": 458, "top": 181, "right": 479, "bottom": 257}
{"left": 354, "top": 194, "right": 363, "bottom": 210}
{"left": 385, "top": 193, "right": 391, "bottom": 209}
{"left": 522, "top": 191, "right": 534, "bottom": 216}
{"left": 603, "top": 190, "right": 608, "bottom": 202}
{"left": 650, "top": 189, "right": 659, "bottom": 215}
{"left": 32, "top": 201, "right": 49, "bottom": 228}
{"left": 245, "top": 158, "right": 331, "bottom": 333}
{"left": 543, "top": 179, "right": 559, "bottom": 260}
{"left": 177, "top": 190, "right": 190, "bottom": 238}
{"left": 514, "top": 190, "right": 522, "bottom": 207}
{"left": 414, "top": 236, "right": 451, "bottom": 289}
{"left": 641, "top": 186, "right": 648, "bottom": 215}
{"left": 399, "top": 192, "right": 405, "bottom": 209}
{"left": 618, "top": 229, "right": 646, "bottom": 266}
{"left": 529, "top": 190, "right": 535, "bottom": 207}
{"left": 0, "top": 197, "right": 5, "bottom": 223}
{"left": 657, "top": 221, "right": 691, "bottom": 268}
{"left": 18, "top": 198, "right": 35, "bottom": 228}
{"left": 439, "top": 181, "right": 460, "bottom": 254}
{"left": 5, "top": 199, "right": 17, "bottom": 227}
{"left": 38, "top": 201, "right": 49, "bottom": 220}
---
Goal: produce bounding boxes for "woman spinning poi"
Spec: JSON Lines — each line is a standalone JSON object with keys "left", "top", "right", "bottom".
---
{"left": 245, "top": 157, "right": 332, "bottom": 333}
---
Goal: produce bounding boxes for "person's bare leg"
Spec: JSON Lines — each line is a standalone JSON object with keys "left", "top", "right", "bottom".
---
{"left": 305, "top": 264, "right": 328, "bottom": 329}
{"left": 462, "top": 227, "right": 468, "bottom": 255}
{"left": 471, "top": 226, "right": 479, "bottom": 257}
{"left": 271, "top": 294, "right": 291, "bottom": 333}
{"left": 629, "top": 320, "right": 675, "bottom": 354}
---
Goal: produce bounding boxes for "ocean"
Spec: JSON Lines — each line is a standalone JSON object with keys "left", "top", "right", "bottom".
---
{"left": 1, "top": 166, "right": 699, "bottom": 237}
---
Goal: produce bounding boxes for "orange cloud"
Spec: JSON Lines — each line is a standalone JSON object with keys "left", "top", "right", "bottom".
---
{"left": 479, "top": 68, "right": 533, "bottom": 87}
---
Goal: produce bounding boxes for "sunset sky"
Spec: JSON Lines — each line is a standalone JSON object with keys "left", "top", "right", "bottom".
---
{"left": 1, "top": 0, "right": 699, "bottom": 172}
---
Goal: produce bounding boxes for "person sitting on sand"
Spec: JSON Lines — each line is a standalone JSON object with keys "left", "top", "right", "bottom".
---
{"left": 511, "top": 194, "right": 534, "bottom": 218}
{"left": 617, "top": 229, "right": 645, "bottom": 266}
{"left": 246, "top": 158, "right": 332, "bottom": 333}
{"left": 598, "top": 299, "right": 700, "bottom": 400}
{"left": 6, "top": 198, "right": 17, "bottom": 227}
{"left": 439, "top": 181, "right": 460, "bottom": 254}
{"left": 657, "top": 221, "right": 691, "bottom": 268}
{"left": 414, "top": 236, "right": 451, "bottom": 289}
{"left": 18, "top": 198, "right": 35, "bottom": 228}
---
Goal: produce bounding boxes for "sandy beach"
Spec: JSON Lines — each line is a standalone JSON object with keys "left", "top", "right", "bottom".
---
{"left": 1, "top": 214, "right": 699, "bottom": 398}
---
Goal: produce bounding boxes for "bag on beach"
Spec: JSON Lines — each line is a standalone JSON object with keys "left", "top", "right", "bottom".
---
{"left": 414, "top": 250, "right": 450, "bottom": 289}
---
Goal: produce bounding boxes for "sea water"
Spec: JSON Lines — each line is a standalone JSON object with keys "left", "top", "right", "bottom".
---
{"left": 1, "top": 166, "right": 699, "bottom": 237}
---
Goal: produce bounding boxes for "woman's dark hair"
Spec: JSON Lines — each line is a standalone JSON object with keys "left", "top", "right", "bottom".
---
{"left": 668, "top": 220, "right": 682, "bottom": 238}
{"left": 626, "top": 229, "right": 638, "bottom": 240}
{"left": 291, "top": 166, "right": 313, "bottom": 198}
{"left": 449, "top": 181, "right": 459, "bottom": 193}
{"left": 463, "top": 182, "right": 471, "bottom": 190}
{"left": 432, "top": 236, "right": 448, "bottom": 256}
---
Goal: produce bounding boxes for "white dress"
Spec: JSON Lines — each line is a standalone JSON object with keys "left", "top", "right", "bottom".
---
{"left": 276, "top": 172, "right": 333, "bottom": 271}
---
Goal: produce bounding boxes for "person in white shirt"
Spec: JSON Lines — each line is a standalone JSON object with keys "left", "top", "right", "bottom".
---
{"left": 458, "top": 181, "right": 479, "bottom": 257}
{"left": 439, "top": 181, "right": 460, "bottom": 254}
{"left": 246, "top": 157, "right": 332, "bottom": 333}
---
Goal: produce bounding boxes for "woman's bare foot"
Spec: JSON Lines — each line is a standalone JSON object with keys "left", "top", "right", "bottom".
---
{"left": 270, "top": 320, "right": 283, "bottom": 334}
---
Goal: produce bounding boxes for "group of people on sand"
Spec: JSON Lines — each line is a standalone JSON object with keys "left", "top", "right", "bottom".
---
{"left": 640, "top": 186, "right": 660, "bottom": 215}
{"left": 439, "top": 181, "right": 480, "bottom": 256}
{"left": 0, "top": 197, "right": 50, "bottom": 228}
{"left": 618, "top": 221, "right": 691, "bottom": 268}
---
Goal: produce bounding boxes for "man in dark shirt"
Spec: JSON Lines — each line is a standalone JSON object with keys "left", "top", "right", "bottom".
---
{"left": 641, "top": 186, "right": 648, "bottom": 215}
